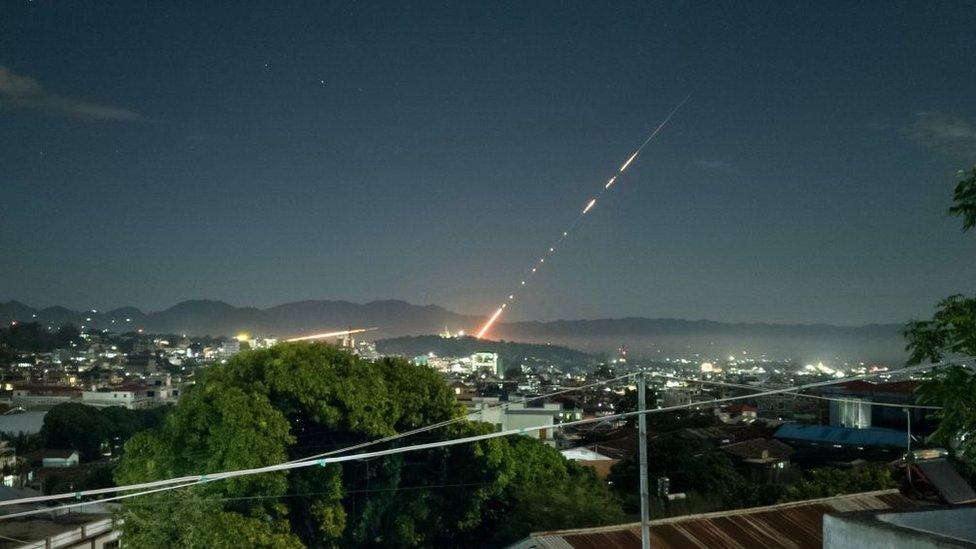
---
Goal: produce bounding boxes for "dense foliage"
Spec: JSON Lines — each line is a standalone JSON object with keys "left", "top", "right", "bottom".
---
{"left": 0, "top": 322, "right": 81, "bottom": 353}
{"left": 608, "top": 432, "right": 756, "bottom": 513}
{"left": 40, "top": 402, "right": 169, "bottom": 461}
{"left": 778, "top": 465, "right": 894, "bottom": 501}
{"left": 916, "top": 366, "right": 976, "bottom": 470}
{"left": 903, "top": 167, "right": 976, "bottom": 472}
{"left": 116, "top": 343, "right": 622, "bottom": 547}
{"left": 948, "top": 167, "right": 976, "bottom": 231}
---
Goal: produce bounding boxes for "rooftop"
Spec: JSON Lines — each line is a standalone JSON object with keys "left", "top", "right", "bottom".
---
{"left": 510, "top": 489, "right": 920, "bottom": 549}
{"left": 0, "top": 513, "right": 115, "bottom": 549}
{"left": 774, "top": 423, "right": 908, "bottom": 448}
{"left": 828, "top": 380, "right": 918, "bottom": 395}
{"left": 913, "top": 458, "right": 976, "bottom": 505}
{"left": 720, "top": 438, "right": 795, "bottom": 462}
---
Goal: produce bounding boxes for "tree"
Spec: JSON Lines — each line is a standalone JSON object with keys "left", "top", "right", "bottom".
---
{"left": 903, "top": 295, "right": 976, "bottom": 365}
{"left": 472, "top": 435, "right": 624, "bottom": 545}
{"left": 948, "top": 167, "right": 976, "bottom": 231}
{"left": 40, "top": 403, "right": 169, "bottom": 462}
{"left": 607, "top": 433, "right": 749, "bottom": 512}
{"left": 903, "top": 167, "right": 976, "bottom": 471}
{"left": 779, "top": 465, "right": 894, "bottom": 502}
{"left": 116, "top": 343, "right": 623, "bottom": 548}
{"left": 0, "top": 322, "right": 80, "bottom": 353}
{"left": 916, "top": 366, "right": 976, "bottom": 470}
{"left": 40, "top": 403, "right": 112, "bottom": 461}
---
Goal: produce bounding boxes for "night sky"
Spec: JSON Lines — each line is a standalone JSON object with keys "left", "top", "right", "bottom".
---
{"left": 2, "top": 2, "right": 974, "bottom": 325}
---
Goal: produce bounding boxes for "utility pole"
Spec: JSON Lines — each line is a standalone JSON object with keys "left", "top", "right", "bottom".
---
{"left": 905, "top": 408, "right": 912, "bottom": 484}
{"left": 637, "top": 368, "right": 650, "bottom": 549}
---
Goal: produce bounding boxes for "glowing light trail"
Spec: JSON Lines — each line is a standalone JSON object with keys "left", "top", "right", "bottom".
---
{"left": 619, "top": 151, "right": 639, "bottom": 172}
{"left": 474, "top": 94, "right": 691, "bottom": 339}
{"left": 479, "top": 308, "right": 504, "bottom": 335}
{"left": 286, "top": 327, "right": 376, "bottom": 342}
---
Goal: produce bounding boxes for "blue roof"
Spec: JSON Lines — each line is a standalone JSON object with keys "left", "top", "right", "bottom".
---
{"left": 773, "top": 423, "right": 907, "bottom": 448}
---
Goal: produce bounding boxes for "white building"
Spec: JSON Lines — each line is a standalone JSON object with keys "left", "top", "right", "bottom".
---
{"left": 466, "top": 397, "right": 562, "bottom": 446}
{"left": 11, "top": 386, "right": 80, "bottom": 408}
{"left": 470, "top": 352, "right": 500, "bottom": 377}
{"left": 40, "top": 449, "right": 79, "bottom": 468}
{"left": 82, "top": 384, "right": 158, "bottom": 410}
{"left": 560, "top": 447, "right": 614, "bottom": 462}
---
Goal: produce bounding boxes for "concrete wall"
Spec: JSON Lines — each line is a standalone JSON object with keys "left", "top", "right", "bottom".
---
{"left": 823, "top": 512, "right": 976, "bottom": 549}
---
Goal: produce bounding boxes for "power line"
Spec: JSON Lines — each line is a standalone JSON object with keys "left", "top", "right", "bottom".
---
{"left": 287, "top": 372, "right": 633, "bottom": 464}
{"left": 0, "top": 372, "right": 634, "bottom": 519}
{"left": 649, "top": 373, "right": 943, "bottom": 410}
{"left": 1, "top": 358, "right": 965, "bottom": 519}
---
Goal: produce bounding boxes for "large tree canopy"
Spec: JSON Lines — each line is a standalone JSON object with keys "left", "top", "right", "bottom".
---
{"left": 903, "top": 166, "right": 976, "bottom": 472}
{"left": 116, "top": 343, "right": 622, "bottom": 547}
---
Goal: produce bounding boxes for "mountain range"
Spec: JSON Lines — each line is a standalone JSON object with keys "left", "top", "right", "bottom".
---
{"left": 0, "top": 299, "right": 909, "bottom": 363}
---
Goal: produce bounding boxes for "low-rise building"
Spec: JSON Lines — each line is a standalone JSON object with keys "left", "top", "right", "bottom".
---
{"left": 560, "top": 446, "right": 618, "bottom": 478}
{"left": 82, "top": 383, "right": 162, "bottom": 409}
{"left": 32, "top": 449, "right": 79, "bottom": 469}
{"left": 466, "top": 397, "right": 562, "bottom": 446}
{"left": 11, "top": 385, "right": 80, "bottom": 408}
{"left": 0, "top": 513, "right": 120, "bottom": 548}
{"left": 719, "top": 437, "right": 794, "bottom": 482}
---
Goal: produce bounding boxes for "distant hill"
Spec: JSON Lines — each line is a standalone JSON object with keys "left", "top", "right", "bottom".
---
{"left": 0, "top": 299, "right": 476, "bottom": 340}
{"left": 0, "top": 299, "right": 908, "bottom": 362}
{"left": 375, "top": 335, "right": 593, "bottom": 368}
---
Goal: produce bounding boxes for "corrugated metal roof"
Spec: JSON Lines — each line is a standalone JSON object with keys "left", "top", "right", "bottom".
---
{"left": 513, "top": 489, "right": 919, "bottom": 549}
{"left": 915, "top": 459, "right": 976, "bottom": 504}
{"left": 774, "top": 423, "right": 907, "bottom": 448}
{"left": 721, "top": 438, "right": 795, "bottom": 461}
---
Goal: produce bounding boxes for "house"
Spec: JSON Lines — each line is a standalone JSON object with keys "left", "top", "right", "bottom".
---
{"left": 819, "top": 380, "right": 926, "bottom": 432}
{"left": 11, "top": 385, "right": 81, "bottom": 408}
{"left": 0, "top": 513, "right": 120, "bottom": 549}
{"left": 449, "top": 381, "right": 475, "bottom": 403}
{"left": 0, "top": 441, "right": 16, "bottom": 469}
{"left": 82, "top": 383, "right": 158, "bottom": 409}
{"left": 719, "top": 438, "right": 795, "bottom": 482}
{"left": 560, "top": 446, "right": 618, "bottom": 479}
{"left": 31, "top": 449, "right": 79, "bottom": 469}
{"left": 466, "top": 397, "right": 562, "bottom": 446}
{"left": 717, "top": 403, "right": 758, "bottom": 424}
{"left": 509, "top": 489, "right": 921, "bottom": 548}
{"left": 774, "top": 423, "right": 908, "bottom": 449}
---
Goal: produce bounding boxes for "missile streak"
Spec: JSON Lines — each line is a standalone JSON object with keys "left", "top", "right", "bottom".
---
{"left": 474, "top": 93, "right": 691, "bottom": 339}
{"left": 286, "top": 327, "right": 377, "bottom": 342}
{"left": 475, "top": 307, "right": 504, "bottom": 339}
{"left": 619, "top": 151, "right": 639, "bottom": 172}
